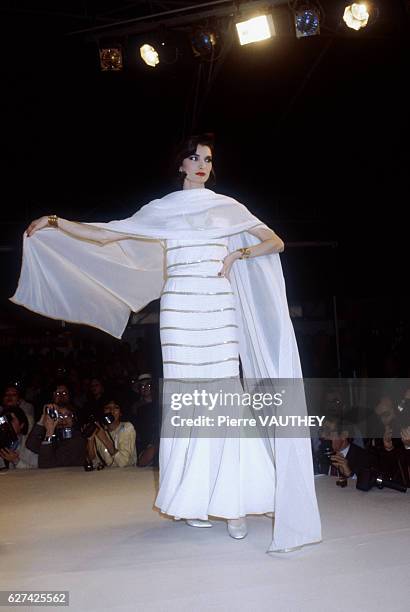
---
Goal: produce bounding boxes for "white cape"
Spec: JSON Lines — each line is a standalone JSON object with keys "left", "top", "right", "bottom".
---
{"left": 10, "top": 187, "right": 322, "bottom": 552}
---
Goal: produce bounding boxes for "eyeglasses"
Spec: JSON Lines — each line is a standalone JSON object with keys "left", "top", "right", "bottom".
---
{"left": 57, "top": 414, "right": 73, "bottom": 420}
{"left": 55, "top": 391, "right": 68, "bottom": 396}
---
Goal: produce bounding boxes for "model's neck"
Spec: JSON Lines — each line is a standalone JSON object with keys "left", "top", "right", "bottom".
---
{"left": 182, "top": 180, "right": 206, "bottom": 190}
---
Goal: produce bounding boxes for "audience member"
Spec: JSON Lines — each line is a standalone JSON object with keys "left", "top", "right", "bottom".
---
{"left": 314, "top": 415, "right": 375, "bottom": 478}
{"left": 81, "top": 378, "right": 110, "bottom": 425}
{"left": 131, "top": 375, "right": 159, "bottom": 467}
{"left": 85, "top": 400, "right": 136, "bottom": 468}
{"left": 0, "top": 406, "right": 38, "bottom": 469}
{"left": 0, "top": 385, "right": 35, "bottom": 430}
{"left": 25, "top": 401, "right": 86, "bottom": 468}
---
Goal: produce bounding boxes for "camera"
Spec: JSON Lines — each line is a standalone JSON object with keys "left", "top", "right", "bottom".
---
{"left": 313, "top": 438, "right": 335, "bottom": 475}
{"left": 397, "top": 398, "right": 410, "bottom": 416}
{"left": 318, "top": 439, "right": 334, "bottom": 458}
{"left": 0, "top": 414, "right": 18, "bottom": 450}
{"left": 55, "top": 426, "right": 73, "bottom": 441}
{"left": 81, "top": 413, "right": 115, "bottom": 438}
{"left": 356, "top": 468, "right": 407, "bottom": 493}
{"left": 46, "top": 405, "right": 59, "bottom": 420}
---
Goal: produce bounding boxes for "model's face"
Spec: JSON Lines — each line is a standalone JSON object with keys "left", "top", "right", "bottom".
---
{"left": 180, "top": 144, "right": 213, "bottom": 187}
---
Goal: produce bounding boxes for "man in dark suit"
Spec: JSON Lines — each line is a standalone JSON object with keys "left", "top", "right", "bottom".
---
{"left": 317, "top": 415, "right": 375, "bottom": 478}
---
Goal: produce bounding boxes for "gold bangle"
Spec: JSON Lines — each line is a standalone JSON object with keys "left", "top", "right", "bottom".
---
{"left": 237, "top": 247, "right": 251, "bottom": 259}
{"left": 48, "top": 215, "right": 58, "bottom": 228}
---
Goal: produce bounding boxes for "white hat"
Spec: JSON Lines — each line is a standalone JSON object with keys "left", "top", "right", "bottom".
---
{"left": 137, "top": 373, "right": 152, "bottom": 382}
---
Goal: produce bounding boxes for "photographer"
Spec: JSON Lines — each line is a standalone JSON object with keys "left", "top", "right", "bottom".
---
{"left": 132, "top": 374, "right": 159, "bottom": 468}
{"left": 1, "top": 384, "right": 35, "bottom": 431}
{"left": 25, "top": 403, "right": 86, "bottom": 468}
{"left": 316, "top": 415, "right": 375, "bottom": 478}
{"left": 0, "top": 406, "right": 38, "bottom": 469}
{"left": 85, "top": 400, "right": 136, "bottom": 468}
{"left": 371, "top": 389, "right": 410, "bottom": 487}
{"left": 367, "top": 392, "right": 410, "bottom": 486}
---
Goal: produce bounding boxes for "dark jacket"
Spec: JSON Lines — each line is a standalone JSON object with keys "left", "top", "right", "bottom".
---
{"left": 345, "top": 442, "right": 375, "bottom": 475}
{"left": 25, "top": 423, "right": 86, "bottom": 468}
{"left": 374, "top": 444, "right": 410, "bottom": 486}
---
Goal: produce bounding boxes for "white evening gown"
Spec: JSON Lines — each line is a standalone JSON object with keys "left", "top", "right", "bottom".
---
{"left": 154, "top": 238, "right": 276, "bottom": 519}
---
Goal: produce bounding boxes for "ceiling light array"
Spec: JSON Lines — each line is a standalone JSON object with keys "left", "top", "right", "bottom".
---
{"left": 98, "top": 3, "right": 374, "bottom": 71}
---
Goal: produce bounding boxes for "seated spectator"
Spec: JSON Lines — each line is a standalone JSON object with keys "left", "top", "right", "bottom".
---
{"left": 315, "top": 415, "right": 375, "bottom": 478}
{"left": 367, "top": 392, "right": 410, "bottom": 486}
{"left": 85, "top": 400, "right": 136, "bottom": 468}
{"left": 25, "top": 402, "right": 86, "bottom": 468}
{"left": 387, "top": 425, "right": 410, "bottom": 486}
{"left": 0, "top": 406, "right": 38, "bottom": 469}
{"left": 321, "top": 388, "right": 365, "bottom": 448}
{"left": 0, "top": 384, "right": 35, "bottom": 431}
{"left": 131, "top": 374, "right": 159, "bottom": 468}
{"left": 371, "top": 395, "right": 405, "bottom": 442}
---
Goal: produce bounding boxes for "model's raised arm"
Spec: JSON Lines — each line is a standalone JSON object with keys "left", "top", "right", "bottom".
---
{"left": 25, "top": 216, "right": 133, "bottom": 245}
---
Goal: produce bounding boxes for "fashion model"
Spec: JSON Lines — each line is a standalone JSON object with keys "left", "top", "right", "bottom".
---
{"left": 11, "top": 133, "right": 322, "bottom": 552}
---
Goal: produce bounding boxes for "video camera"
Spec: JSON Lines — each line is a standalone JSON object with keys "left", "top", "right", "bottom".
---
{"left": 81, "top": 413, "right": 115, "bottom": 439}
{"left": 0, "top": 414, "right": 18, "bottom": 450}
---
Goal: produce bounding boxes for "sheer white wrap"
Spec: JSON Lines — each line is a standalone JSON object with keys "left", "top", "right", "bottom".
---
{"left": 10, "top": 188, "right": 321, "bottom": 552}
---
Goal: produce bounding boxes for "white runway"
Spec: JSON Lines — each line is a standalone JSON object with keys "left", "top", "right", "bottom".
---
{"left": 1, "top": 467, "right": 410, "bottom": 612}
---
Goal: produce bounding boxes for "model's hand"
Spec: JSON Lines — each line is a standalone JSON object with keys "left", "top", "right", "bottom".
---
{"left": 218, "top": 252, "right": 240, "bottom": 280}
{"left": 26, "top": 216, "right": 49, "bottom": 237}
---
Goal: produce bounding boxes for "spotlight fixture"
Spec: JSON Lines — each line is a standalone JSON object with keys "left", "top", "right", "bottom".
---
{"left": 140, "top": 43, "right": 160, "bottom": 67}
{"left": 191, "top": 29, "right": 217, "bottom": 57}
{"left": 343, "top": 3, "right": 370, "bottom": 30}
{"left": 235, "top": 14, "right": 276, "bottom": 46}
{"left": 99, "top": 47, "right": 123, "bottom": 71}
{"left": 294, "top": 3, "right": 321, "bottom": 38}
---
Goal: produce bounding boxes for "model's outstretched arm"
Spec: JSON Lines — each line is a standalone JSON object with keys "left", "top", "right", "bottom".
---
{"left": 25, "top": 216, "right": 134, "bottom": 245}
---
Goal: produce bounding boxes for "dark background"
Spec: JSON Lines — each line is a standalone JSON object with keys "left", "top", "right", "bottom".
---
{"left": 1, "top": 0, "right": 409, "bottom": 375}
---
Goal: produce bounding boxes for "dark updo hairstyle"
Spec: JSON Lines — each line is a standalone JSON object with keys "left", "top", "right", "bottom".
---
{"left": 170, "top": 132, "right": 216, "bottom": 189}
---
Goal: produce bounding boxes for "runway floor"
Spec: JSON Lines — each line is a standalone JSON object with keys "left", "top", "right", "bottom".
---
{"left": 1, "top": 467, "right": 410, "bottom": 612}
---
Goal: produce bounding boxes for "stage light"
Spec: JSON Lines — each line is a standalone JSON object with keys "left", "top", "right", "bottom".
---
{"left": 294, "top": 5, "right": 321, "bottom": 38}
{"left": 99, "top": 47, "right": 123, "bottom": 71}
{"left": 191, "top": 29, "right": 217, "bottom": 57}
{"left": 235, "top": 14, "right": 276, "bottom": 46}
{"left": 343, "top": 3, "right": 370, "bottom": 30}
{"left": 140, "top": 43, "right": 160, "bottom": 67}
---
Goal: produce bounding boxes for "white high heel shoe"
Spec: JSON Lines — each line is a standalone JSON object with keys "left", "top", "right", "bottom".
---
{"left": 227, "top": 517, "right": 248, "bottom": 539}
{"left": 185, "top": 519, "right": 213, "bottom": 528}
